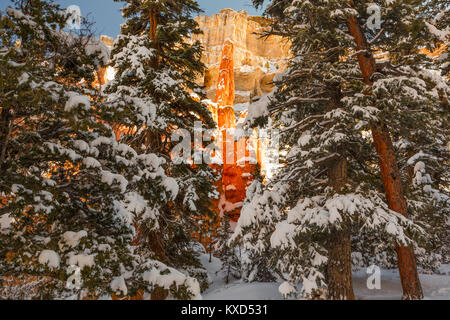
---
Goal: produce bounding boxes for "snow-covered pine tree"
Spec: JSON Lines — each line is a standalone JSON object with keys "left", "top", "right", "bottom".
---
{"left": 214, "top": 213, "right": 241, "bottom": 284}
{"left": 340, "top": 0, "right": 448, "bottom": 295}
{"left": 426, "top": 0, "right": 450, "bottom": 265}
{"left": 396, "top": 0, "right": 449, "bottom": 269}
{"left": 324, "top": 0, "right": 450, "bottom": 277}
{"left": 0, "top": 0, "right": 202, "bottom": 300}
{"left": 230, "top": 168, "right": 282, "bottom": 283}
{"left": 104, "top": 0, "right": 218, "bottom": 295}
{"left": 245, "top": 0, "right": 436, "bottom": 300}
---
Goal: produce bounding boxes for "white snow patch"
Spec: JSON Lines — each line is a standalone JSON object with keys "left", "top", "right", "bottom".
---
{"left": 62, "top": 230, "right": 87, "bottom": 248}
{"left": 111, "top": 276, "right": 128, "bottom": 296}
{"left": 0, "top": 214, "right": 13, "bottom": 230}
{"left": 38, "top": 250, "right": 60, "bottom": 269}
{"left": 68, "top": 254, "right": 96, "bottom": 269}
{"left": 65, "top": 93, "right": 91, "bottom": 112}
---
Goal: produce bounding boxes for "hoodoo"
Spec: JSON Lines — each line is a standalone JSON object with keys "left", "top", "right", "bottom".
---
{"left": 191, "top": 9, "right": 290, "bottom": 222}
{"left": 213, "top": 39, "right": 256, "bottom": 222}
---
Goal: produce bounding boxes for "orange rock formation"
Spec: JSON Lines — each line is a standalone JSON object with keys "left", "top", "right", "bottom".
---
{"left": 213, "top": 40, "right": 256, "bottom": 222}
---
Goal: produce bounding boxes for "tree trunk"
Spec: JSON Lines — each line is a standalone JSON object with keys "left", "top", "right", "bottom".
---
{"left": 150, "top": 287, "right": 169, "bottom": 300}
{"left": 147, "top": 230, "right": 169, "bottom": 264}
{"left": 0, "top": 107, "right": 12, "bottom": 173}
{"left": 327, "top": 157, "right": 355, "bottom": 300}
{"left": 371, "top": 127, "right": 423, "bottom": 299}
{"left": 145, "top": 6, "right": 171, "bottom": 283}
{"left": 347, "top": 15, "right": 423, "bottom": 299}
{"left": 149, "top": 7, "right": 159, "bottom": 69}
{"left": 327, "top": 226, "right": 354, "bottom": 300}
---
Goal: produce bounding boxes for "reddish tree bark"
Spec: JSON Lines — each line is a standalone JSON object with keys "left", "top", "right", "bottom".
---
{"left": 149, "top": 7, "right": 159, "bottom": 69}
{"left": 347, "top": 16, "right": 423, "bottom": 299}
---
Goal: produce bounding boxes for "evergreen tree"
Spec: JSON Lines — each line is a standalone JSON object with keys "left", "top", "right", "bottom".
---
{"left": 0, "top": 0, "right": 201, "bottom": 300}
{"left": 104, "top": 0, "right": 217, "bottom": 294}
{"left": 230, "top": 169, "right": 281, "bottom": 283}
{"left": 398, "top": 0, "right": 449, "bottom": 269}
{"left": 245, "top": 0, "right": 447, "bottom": 299}
{"left": 348, "top": 0, "right": 449, "bottom": 273}
{"left": 341, "top": 0, "right": 448, "bottom": 296}
{"left": 214, "top": 213, "right": 241, "bottom": 284}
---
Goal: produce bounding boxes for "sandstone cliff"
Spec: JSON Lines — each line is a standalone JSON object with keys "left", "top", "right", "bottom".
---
{"left": 192, "top": 9, "right": 290, "bottom": 104}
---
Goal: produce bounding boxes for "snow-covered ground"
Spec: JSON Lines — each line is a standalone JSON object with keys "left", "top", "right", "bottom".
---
{"left": 199, "top": 254, "right": 450, "bottom": 300}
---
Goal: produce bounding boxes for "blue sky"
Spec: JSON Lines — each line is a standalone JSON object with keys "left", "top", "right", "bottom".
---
{"left": 0, "top": 0, "right": 266, "bottom": 38}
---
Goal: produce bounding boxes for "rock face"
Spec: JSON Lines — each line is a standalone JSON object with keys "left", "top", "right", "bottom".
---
{"left": 192, "top": 9, "right": 290, "bottom": 103}
{"left": 195, "top": 9, "right": 290, "bottom": 223}
{"left": 211, "top": 40, "right": 256, "bottom": 222}
{"left": 215, "top": 40, "right": 235, "bottom": 108}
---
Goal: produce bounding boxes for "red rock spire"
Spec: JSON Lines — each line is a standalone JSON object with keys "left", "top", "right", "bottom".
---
{"left": 214, "top": 39, "right": 255, "bottom": 222}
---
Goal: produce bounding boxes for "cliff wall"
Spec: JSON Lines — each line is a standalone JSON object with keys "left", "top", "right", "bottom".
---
{"left": 192, "top": 9, "right": 290, "bottom": 104}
